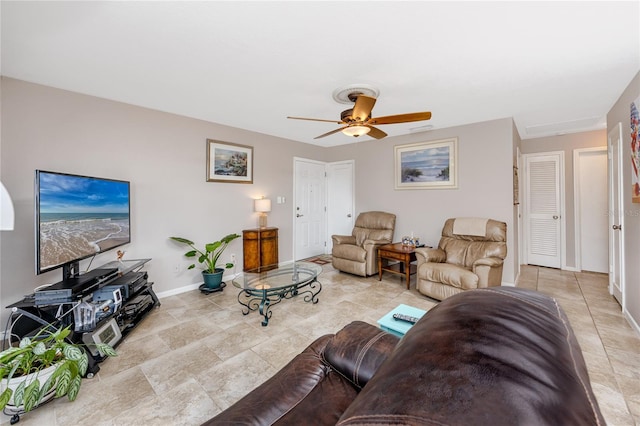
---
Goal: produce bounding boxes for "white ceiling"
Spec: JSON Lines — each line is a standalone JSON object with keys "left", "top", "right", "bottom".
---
{"left": 2, "top": 1, "right": 639, "bottom": 147}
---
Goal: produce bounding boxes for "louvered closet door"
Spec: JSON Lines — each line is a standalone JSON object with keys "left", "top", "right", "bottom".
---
{"left": 526, "top": 154, "right": 562, "bottom": 268}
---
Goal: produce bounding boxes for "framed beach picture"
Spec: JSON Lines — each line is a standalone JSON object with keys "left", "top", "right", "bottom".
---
{"left": 394, "top": 138, "right": 458, "bottom": 190}
{"left": 206, "top": 139, "right": 253, "bottom": 183}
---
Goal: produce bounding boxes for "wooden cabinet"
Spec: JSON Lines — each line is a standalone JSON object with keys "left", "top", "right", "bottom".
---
{"left": 243, "top": 227, "right": 278, "bottom": 272}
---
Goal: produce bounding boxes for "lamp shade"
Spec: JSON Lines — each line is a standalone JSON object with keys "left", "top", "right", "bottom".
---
{"left": 1, "top": 181, "right": 15, "bottom": 231}
{"left": 342, "top": 125, "right": 371, "bottom": 137}
{"left": 254, "top": 198, "right": 271, "bottom": 213}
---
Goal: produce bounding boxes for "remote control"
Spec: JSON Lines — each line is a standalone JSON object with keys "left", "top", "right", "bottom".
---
{"left": 392, "top": 313, "right": 420, "bottom": 324}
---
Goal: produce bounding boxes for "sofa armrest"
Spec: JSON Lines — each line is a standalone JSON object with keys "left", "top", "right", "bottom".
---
{"left": 363, "top": 239, "right": 391, "bottom": 265}
{"left": 323, "top": 321, "right": 399, "bottom": 389}
{"left": 414, "top": 247, "right": 446, "bottom": 265}
{"left": 472, "top": 257, "right": 504, "bottom": 268}
{"left": 207, "top": 321, "right": 399, "bottom": 426}
{"left": 362, "top": 239, "right": 390, "bottom": 248}
{"left": 472, "top": 257, "right": 505, "bottom": 287}
{"left": 333, "top": 234, "right": 356, "bottom": 245}
{"left": 205, "top": 334, "right": 334, "bottom": 425}
{"left": 362, "top": 239, "right": 390, "bottom": 251}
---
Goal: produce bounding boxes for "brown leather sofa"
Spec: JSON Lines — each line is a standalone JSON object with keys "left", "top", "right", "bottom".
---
{"left": 331, "top": 211, "right": 396, "bottom": 277}
{"left": 205, "top": 287, "right": 604, "bottom": 425}
{"left": 415, "top": 217, "right": 507, "bottom": 301}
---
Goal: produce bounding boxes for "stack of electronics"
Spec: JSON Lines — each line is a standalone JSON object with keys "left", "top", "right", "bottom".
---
{"left": 118, "top": 293, "right": 155, "bottom": 330}
{"left": 34, "top": 268, "right": 119, "bottom": 306}
{"left": 70, "top": 271, "right": 150, "bottom": 332}
{"left": 93, "top": 271, "right": 148, "bottom": 302}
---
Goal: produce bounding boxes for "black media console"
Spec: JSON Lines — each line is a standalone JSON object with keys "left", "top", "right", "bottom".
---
{"left": 5, "top": 259, "right": 160, "bottom": 376}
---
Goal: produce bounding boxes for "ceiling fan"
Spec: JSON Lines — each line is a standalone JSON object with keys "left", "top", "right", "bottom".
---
{"left": 287, "top": 93, "right": 432, "bottom": 140}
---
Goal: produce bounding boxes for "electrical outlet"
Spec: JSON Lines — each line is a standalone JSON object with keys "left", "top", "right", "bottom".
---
{"left": 230, "top": 254, "right": 236, "bottom": 263}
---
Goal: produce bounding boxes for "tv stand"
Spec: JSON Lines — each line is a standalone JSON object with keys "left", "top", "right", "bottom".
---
{"left": 5, "top": 259, "right": 160, "bottom": 376}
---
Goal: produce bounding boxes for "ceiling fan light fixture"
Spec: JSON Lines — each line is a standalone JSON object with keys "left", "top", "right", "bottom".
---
{"left": 342, "top": 125, "right": 371, "bottom": 137}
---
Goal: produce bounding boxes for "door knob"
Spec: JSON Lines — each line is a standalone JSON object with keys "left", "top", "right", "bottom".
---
{"left": 553, "top": 215, "right": 559, "bottom": 219}
{"left": 613, "top": 224, "right": 622, "bottom": 230}
{"left": 296, "top": 214, "right": 304, "bottom": 218}
{"left": 347, "top": 214, "right": 352, "bottom": 218}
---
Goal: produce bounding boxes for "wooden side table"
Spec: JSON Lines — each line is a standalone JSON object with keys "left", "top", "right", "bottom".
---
{"left": 378, "top": 243, "right": 417, "bottom": 289}
{"left": 243, "top": 227, "right": 279, "bottom": 272}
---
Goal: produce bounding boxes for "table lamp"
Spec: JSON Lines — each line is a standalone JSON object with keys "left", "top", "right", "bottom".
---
{"left": 254, "top": 197, "right": 271, "bottom": 228}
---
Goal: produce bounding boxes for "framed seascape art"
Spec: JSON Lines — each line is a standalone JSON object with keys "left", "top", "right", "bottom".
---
{"left": 206, "top": 139, "right": 253, "bottom": 184}
{"left": 394, "top": 138, "right": 458, "bottom": 190}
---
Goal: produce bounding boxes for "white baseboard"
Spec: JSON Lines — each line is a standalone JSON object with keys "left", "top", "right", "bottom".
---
{"left": 624, "top": 310, "right": 640, "bottom": 337}
{"left": 155, "top": 283, "right": 201, "bottom": 299}
{"left": 155, "top": 272, "right": 240, "bottom": 299}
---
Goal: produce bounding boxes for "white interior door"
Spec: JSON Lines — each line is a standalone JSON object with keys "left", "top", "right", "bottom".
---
{"left": 293, "top": 158, "right": 326, "bottom": 260}
{"left": 608, "top": 123, "right": 624, "bottom": 305}
{"left": 575, "top": 148, "right": 608, "bottom": 273}
{"left": 327, "top": 160, "right": 355, "bottom": 252}
{"left": 524, "top": 153, "right": 563, "bottom": 268}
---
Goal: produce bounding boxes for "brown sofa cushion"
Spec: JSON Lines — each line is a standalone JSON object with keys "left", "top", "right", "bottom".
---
{"left": 337, "top": 287, "right": 604, "bottom": 426}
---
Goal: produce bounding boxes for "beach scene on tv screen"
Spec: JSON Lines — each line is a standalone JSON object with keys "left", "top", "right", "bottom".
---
{"left": 38, "top": 172, "right": 130, "bottom": 271}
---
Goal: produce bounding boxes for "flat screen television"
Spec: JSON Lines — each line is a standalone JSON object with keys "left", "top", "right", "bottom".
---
{"left": 35, "top": 170, "right": 131, "bottom": 282}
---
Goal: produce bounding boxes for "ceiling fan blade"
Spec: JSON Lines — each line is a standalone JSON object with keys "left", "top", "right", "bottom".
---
{"left": 287, "top": 116, "right": 344, "bottom": 124}
{"left": 367, "top": 126, "right": 387, "bottom": 139}
{"left": 369, "top": 112, "right": 432, "bottom": 125}
{"left": 352, "top": 95, "right": 377, "bottom": 121}
{"left": 314, "top": 126, "right": 348, "bottom": 139}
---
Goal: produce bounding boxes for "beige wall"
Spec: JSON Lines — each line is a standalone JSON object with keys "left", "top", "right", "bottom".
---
{"left": 326, "top": 117, "right": 517, "bottom": 284}
{"left": 520, "top": 129, "right": 607, "bottom": 269}
{"left": 0, "top": 77, "right": 534, "bottom": 327}
{"left": 607, "top": 71, "right": 640, "bottom": 330}
{"left": 0, "top": 77, "right": 326, "bottom": 324}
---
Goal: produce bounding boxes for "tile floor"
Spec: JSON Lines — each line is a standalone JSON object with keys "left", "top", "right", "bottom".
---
{"left": 3, "top": 264, "right": 639, "bottom": 425}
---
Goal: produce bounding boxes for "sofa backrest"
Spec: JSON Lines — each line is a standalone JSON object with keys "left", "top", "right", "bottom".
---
{"left": 352, "top": 211, "right": 396, "bottom": 247}
{"left": 439, "top": 217, "right": 507, "bottom": 268}
{"left": 337, "top": 287, "right": 605, "bottom": 425}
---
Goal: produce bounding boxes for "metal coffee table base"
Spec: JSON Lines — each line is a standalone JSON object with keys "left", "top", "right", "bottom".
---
{"left": 237, "top": 278, "right": 322, "bottom": 326}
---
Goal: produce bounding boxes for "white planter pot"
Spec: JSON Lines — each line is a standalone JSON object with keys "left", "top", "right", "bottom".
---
{"left": 0, "top": 364, "right": 58, "bottom": 413}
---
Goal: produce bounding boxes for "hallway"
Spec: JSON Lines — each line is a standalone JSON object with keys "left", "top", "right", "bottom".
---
{"left": 518, "top": 265, "right": 639, "bottom": 424}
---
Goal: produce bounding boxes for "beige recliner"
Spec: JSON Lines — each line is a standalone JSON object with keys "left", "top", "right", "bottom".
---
{"left": 415, "top": 217, "right": 507, "bottom": 301}
{"left": 332, "top": 211, "right": 396, "bottom": 277}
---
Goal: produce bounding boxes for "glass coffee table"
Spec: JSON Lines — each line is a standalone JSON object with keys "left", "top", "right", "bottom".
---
{"left": 233, "top": 261, "right": 322, "bottom": 326}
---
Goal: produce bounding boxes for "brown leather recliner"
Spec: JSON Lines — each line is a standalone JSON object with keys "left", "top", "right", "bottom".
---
{"left": 415, "top": 217, "right": 507, "bottom": 301}
{"left": 332, "top": 211, "right": 396, "bottom": 277}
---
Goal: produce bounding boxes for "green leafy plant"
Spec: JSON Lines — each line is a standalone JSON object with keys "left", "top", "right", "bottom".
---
{"left": 170, "top": 233, "right": 241, "bottom": 273}
{"left": 0, "top": 325, "right": 116, "bottom": 413}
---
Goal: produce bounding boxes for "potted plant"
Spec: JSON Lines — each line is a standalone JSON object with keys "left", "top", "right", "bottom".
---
{"left": 0, "top": 325, "right": 116, "bottom": 415}
{"left": 169, "top": 233, "right": 241, "bottom": 290}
